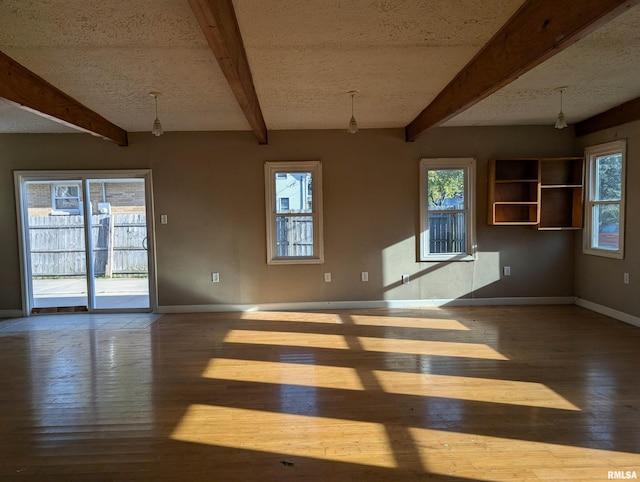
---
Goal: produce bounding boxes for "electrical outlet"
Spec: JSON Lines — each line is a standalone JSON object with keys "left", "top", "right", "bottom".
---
{"left": 324, "top": 272, "right": 332, "bottom": 283}
{"left": 624, "top": 272, "right": 630, "bottom": 284}
{"left": 503, "top": 266, "right": 511, "bottom": 276}
{"left": 160, "top": 214, "right": 168, "bottom": 225}
{"left": 211, "top": 272, "right": 220, "bottom": 283}
{"left": 361, "top": 271, "right": 368, "bottom": 282}
{"left": 402, "top": 274, "right": 410, "bottom": 284}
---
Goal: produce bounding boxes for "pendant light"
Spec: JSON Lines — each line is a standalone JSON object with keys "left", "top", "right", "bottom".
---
{"left": 150, "top": 92, "right": 164, "bottom": 136}
{"left": 554, "top": 86, "right": 568, "bottom": 130}
{"left": 347, "top": 90, "right": 358, "bottom": 134}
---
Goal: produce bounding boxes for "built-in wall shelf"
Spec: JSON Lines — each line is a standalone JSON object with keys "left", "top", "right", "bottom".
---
{"left": 488, "top": 157, "right": 584, "bottom": 230}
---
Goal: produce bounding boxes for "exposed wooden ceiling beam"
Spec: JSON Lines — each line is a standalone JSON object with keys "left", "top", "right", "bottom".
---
{"left": 189, "top": 0, "right": 268, "bottom": 145}
{"left": 405, "top": 0, "right": 640, "bottom": 142}
{"left": 0, "top": 50, "right": 128, "bottom": 146}
{"left": 575, "top": 96, "right": 640, "bottom": 136}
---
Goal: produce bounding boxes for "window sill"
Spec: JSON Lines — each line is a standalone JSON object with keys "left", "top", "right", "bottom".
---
{"left": 267, "top": 257, "right": 324, "bottom": 265}
{"left": 583, "top": 248, "right": 623, "bottom": 260}
{"left": 420, "top": 254, "right": 476, "bottom": 262}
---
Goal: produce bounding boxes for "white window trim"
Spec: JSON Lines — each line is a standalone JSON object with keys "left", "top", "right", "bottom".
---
{"left": 583, "top": 139, "right": 626, "bottom": 259}
{"left": 265, "top": 161, "right": 324, "bottom": 265}
{"left": 51, "top": 181, "right": 82, "bottom": 215}
{"left": 419, "top": 158, "right": 476, "bottom": 262}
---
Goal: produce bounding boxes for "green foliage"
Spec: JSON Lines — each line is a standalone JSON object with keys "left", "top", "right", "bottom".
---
{"left": 597, "top": 155, "right": 622, "bottom": 201}
{"left": 596, "top": 154, "right": 622, "bottom": 226}
{"left": 428, "top": 169, "right": 464, "bottom": 206}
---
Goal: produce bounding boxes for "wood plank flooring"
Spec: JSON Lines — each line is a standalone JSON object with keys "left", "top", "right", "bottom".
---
{"left": 0, "top": 305, "right": 639, "bottom": 481}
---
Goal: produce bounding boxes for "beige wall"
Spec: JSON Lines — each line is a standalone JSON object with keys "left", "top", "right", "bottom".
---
{"left": 0, "top": 126, "right": 581, "bottom": 312}
{"left": 575, "top": 120, "right": 639, "bottom": 318}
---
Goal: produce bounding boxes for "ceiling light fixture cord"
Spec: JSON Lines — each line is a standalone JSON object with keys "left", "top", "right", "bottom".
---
{"left": 150, "top": 92, "right": 164, "bottom": 137}
{"left": 347, "top": 90, "right": 358, "bottom": 134}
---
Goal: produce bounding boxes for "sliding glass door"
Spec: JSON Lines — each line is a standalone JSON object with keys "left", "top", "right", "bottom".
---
{"left": 25, "top": 179, "right": 89, "bottom": 311}
{"left": 87, "top": 178, "right": 150, "bottom": 309}
{"left": 15, "top": 171, "right": 155, "bottom": 314}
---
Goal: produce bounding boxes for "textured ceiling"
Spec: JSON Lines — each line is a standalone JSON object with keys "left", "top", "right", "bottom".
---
{"left": 0, "top": 0, "right": 639, "bottom": 135}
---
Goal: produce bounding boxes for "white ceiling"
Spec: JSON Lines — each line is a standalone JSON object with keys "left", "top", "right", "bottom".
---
{"left": 0, "top": 0, "right": 639, "bottom": 136}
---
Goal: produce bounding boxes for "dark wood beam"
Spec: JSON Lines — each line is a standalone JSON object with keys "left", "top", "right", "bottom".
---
{"left": 575, "top": 96, "right": 640, "bottom": 136}
{"left": 0, "top": 50, "right": 128, "bottom": 146}
{"left": 189, "top": 0, "right": 268, "bottom": 145}
{"left": 405, "top": 0, "right": 640, "bottom": 142}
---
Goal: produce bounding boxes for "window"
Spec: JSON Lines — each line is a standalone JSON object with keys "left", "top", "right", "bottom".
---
{"left": 419, "top": 158, "right": 476, "bottom": 261}
{"left": 51, "top": 182, "right": 81, "bottom": 214}
{"left": 265, "top": 161, "right": 323, "bottom": 264}
{"left": 583, "top": 140, "right": 626, "bottom": 259}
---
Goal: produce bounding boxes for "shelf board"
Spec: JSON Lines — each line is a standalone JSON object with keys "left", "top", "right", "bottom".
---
{"left": 494, "top": 201, "right": 538, "bottom": 205}
{"left": 541, "top": 184, "right": 582, "bottom": 189}
{"left": 494, "top": 221, "right": 539, "bottom": 226}
{"left": 538, "top": 226, "right": 582, "bottom": 231}
{"left": 495, "top": 179, "right": 538, "bottom": 183}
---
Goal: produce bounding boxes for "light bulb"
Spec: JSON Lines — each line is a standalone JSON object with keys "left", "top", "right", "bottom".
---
{"left": 152, "top": 118, "right": 163, "bottom": 136}
{"left": 150, "top": 92, "right": 164, "bottom": 136}
{"left": 347, "top": 91, "right": 358, "bottom": 134}
{"left": 348, "top": 116, "right": 358, "bottom": 134}
{"left": 554, "top": 87, "right": 568, "bottom": 129}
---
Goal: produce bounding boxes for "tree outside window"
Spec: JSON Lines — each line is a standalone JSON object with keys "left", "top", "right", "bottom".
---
{"left": 420, "top": 158, "right": 476, "bottom": 261}
{"left": 584, "top": 140, "right": 626, "bottom": 259}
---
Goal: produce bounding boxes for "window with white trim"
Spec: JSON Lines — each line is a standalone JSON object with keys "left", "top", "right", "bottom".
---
{"left": 583, "top": 140, "right": 626, "bottom": 259}
{"left": 51, "top": 182, "right": 82, "bottom": 214}
{"left": 419, "top": 158, "right": 476, "bottom": 261}
{"left": 265, "top": 161, "right": 323, "bottom": 264}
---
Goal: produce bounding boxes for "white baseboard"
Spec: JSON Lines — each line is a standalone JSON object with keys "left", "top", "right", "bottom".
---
{"left": 575, "top": 298, "right": 640, "bottom": 328}
{"left": 0, "top": 310, "right": 25, "bottom": 319}
{"left": 157, "top": 296, "right": 577, "bottom": 314}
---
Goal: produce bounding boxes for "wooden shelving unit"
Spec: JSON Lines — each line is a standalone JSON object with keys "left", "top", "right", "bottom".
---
{"left": 488, "top": 157, "right": 584, "bottom": 230}
{"left": 488, "top": 158, "right": 540, "bottom": 226}
{"left": 539, "top": 157, "right": 584, "bottom": 230}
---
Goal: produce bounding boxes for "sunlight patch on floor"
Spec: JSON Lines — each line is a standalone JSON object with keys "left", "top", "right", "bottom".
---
{"left": 347, "top": 314, "right": 470, "bottom": 330}
{"left": 357, "top": 336, "right": 508, "bottom": 360}
{"left": 408, "top": 427, "right": 640, "bottom": 481}
{"left": 201, "top": 358, "right": 578, "bottom": 411}
{"left": 224, "top": 330, "right": 507, "bottom": 360}
{"left": 239, "top": 311, "right": 344, "bottom": 323}
{"left": 171, "top": 404, "right": 396, "bottom": 468}
{"left": 372, "top": 370, "right": 581, "bottom": 410}
{"left": 224, "top": 330, "right": 351, "bottom": 350}
{"left": 202, "top": 358, "right": 366, "bottom": 391}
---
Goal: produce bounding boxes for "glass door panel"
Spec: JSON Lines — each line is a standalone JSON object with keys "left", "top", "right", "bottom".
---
{"left": 25, "top": 180, "right": 89, "bottom": 312}
{"left": 87, "top": 179, "right": 150, "bottom": 309}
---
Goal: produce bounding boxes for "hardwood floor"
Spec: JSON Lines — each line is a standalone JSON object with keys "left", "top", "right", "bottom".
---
{"left": 0, "top": 306, "right": 639, "bottom": 481}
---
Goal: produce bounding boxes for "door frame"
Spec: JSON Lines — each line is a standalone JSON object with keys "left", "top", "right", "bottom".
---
{"left": 14, "top": 169, "right": 157, "bottom": 316}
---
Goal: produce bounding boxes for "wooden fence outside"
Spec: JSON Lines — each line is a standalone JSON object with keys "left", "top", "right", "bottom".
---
{"left": 276, "top": 217, "right": 314, "bottom": 257}
{"left": 28, "top": 214, "right": 148, "bottom": 278}
{"left": 429, "top": 212, "right": 466, "bottom": 253}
